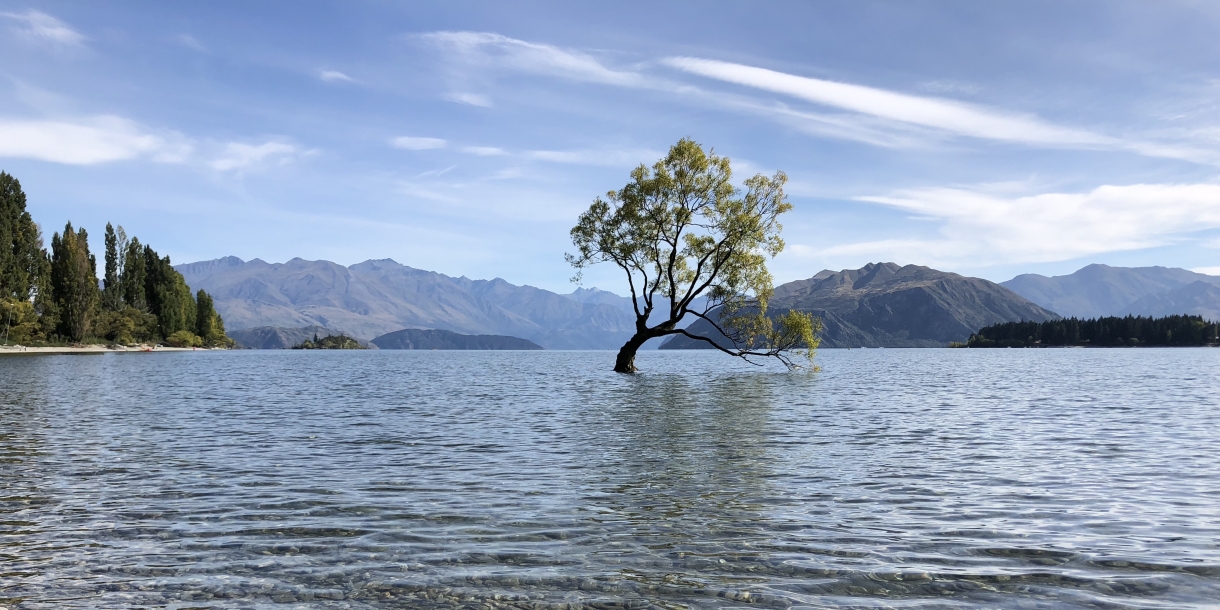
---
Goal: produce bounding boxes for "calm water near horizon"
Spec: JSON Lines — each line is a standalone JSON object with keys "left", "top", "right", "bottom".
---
{"left": 2, "top": 348, "right": 1218, "bottom": 609}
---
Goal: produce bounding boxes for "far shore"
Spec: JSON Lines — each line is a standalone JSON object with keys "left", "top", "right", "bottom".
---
{"left": 0, "top": 344, "right": 220, "bottom": 355}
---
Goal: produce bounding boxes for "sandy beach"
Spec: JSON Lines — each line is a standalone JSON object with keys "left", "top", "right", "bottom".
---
{"left": 0, "top": 345, "right": 215, "bottom": 355}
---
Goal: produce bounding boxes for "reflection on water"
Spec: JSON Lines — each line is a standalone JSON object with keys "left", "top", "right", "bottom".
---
{"left": 1, "top": 348, "right": 1219, "bottom": 608}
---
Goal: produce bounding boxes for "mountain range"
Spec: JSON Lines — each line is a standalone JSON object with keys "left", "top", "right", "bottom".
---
{"left": 179, "top": 256, "right": 1219, "bottom": 350}
{"left": 176, "top": 257, "right": 637, "bottom": 349}
{"left": 661, "top": 263, "right": 1057, "bottom": 349}
{"left": 1001, "top": 264, "right": 1220, "bottom": 319}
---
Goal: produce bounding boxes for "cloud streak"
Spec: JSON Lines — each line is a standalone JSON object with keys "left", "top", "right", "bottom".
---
{"left": 209, "top": 141, "right": 305, "bottom": 172}
{"left": 664, "top": 57, "right": 1220, "bottom": 164}
{"left": 664, "top": 57, "right": 1110, "bottom": 147}
{"left": 417, "top": 31, "right": 645, "bottom": 87}
{"left": 812, "top": 182, "right": 1220, "bottom": 267}
{"left": 0, "top": 116, "right": 188, "bottom": 164}
{"left": 526, "top": 148, "right": 661, "bottom": 167}
{"left": 447, "top": 92, "right": 492, "bottom": 107}
{"left": 414, "top": 31, "right": 1218, "bottom": 163}
{"left": 391, "top": 136, "right": 447, "bottom": 150}
{"left": 1, "top": 10, "right": 85, "bottom": 47}
{"left": 461, "top": 146, "right": 506, "bottom": 156}
{"left": 320, "top": 70, "right": 356, "bottom": 83}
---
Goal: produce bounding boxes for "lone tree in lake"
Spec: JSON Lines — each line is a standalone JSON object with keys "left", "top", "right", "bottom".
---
{"left": 568, "top": 138, "right": 820, "bottom": 373}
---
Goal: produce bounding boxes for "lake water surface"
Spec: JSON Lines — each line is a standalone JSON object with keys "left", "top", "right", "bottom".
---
{"left": 2, "top": 349, "right": 1218, "bottom": 609}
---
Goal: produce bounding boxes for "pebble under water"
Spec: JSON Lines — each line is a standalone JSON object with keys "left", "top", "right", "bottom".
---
{"left": 1, "top": 348, "right": 1218, "bottom": 609}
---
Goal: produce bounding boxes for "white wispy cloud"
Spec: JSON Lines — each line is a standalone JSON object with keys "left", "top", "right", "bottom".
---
{"left": 320, "top": 70, "right": 356, "bottom": 83}
{"left": 527, "top": 148, "right": 661, "bottom": 167}
{"left": 417, "top": 31, "right": 645, "bottom": 87}
{"left": 810, "top": 182, "right": 1220, "bottom": 268}
{"left": 663, "top": 57, "right": 1110, "bottom": 148}
{"left": 1, "top": 9, "right": 85, "bottom": 47}
{"left": 209, "top": 141, "right": 305, "bottom": 172}
{"left": 705, "top": 92, "right": 933, "bottom": 149}
{"left": 391, "top": 136, "right": 447, "bottom": 150}
{"left": 0, "top": 116, "right": 189, "bottom": 164}
{"left": 1192, "top": 267, "right": 1220, "bottom": 275}
{"left": 921, "top": 79, "right": 982, "bottom": 95}
{"left": 447, "top": 92, "right": 492, "bottom": 107}
{"left": 0, "top": 114, "right": 315, "bottom": 173}
{"left": 415, "top": 165, "right": 457, "bottom": 178}
{"left": 411, "top": 31, "right": 1218, "bottom": 163}
{"left": 663, "top": 57, "right": 1220, "bottom": 164}
{"left": 461, "top": 146, "right": 506, "bottom": 156}
{"left": 177, "top": 33, "right": 207, "bottom": 52}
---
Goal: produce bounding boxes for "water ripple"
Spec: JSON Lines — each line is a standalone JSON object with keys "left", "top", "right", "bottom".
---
{"left": 2, "top": 348, "right": 1218, "bottom": 608}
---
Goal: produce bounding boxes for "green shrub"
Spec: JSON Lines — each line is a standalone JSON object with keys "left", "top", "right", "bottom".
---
{"left": 166, "top": 329, "right": 203, "bottom": 348}
{"left": 0, "top": 298, "right": 42, "bottom": 344}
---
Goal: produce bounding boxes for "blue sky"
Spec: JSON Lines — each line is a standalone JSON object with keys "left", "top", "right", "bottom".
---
{"left": 2, "top": 1, "right": 1219, "bottom": 293}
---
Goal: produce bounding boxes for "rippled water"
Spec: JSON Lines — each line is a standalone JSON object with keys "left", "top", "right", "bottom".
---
{"left": 2, "top": 349, "right": 1219, "bottom": 609}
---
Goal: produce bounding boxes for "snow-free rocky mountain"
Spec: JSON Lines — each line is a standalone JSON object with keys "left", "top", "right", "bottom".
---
{"left": 661, "top": 263, "right": 1058, "bottom": 349}
{"left": 175, "top": 257, "right": 636, "bottom": 349}
{"left": 1001, "top": 264, "right": 1220, "bottom": 319}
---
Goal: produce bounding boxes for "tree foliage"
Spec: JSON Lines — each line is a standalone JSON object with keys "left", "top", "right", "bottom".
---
{"left": 568, "top": 138, "right": 819, "bottom": 372}
{"left": 292, "top": 332, "right": 366, "bottom": 349}
{"left": 0, "top": 172, "right": 46, "bottom": 302}
{"left": 194, "top": 289, "right": 233, "bottom": 347}
{"left": 121, "top": 236, "right": 146, "bottom": 311}
{"left": 966, "top": 315, "right": 1219, "bottom": 347}
{"left": 102, "top": 222, "right": 128, "bottom": 311}
{"left": 143, "top": 245, "right": 196, "bottom": 339}
{"left": 50, "top": 223, "right": 100, "bottom": 342}
{"left": 0, "top": 170, "right": 232, "bottom": 347}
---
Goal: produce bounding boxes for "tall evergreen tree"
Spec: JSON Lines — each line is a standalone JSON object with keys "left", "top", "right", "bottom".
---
{"left": 102, "top": 223, "right": 127, "bottom": 310}
{"left": 143, "top": 245, "right": 195, "bottom": 339}
{"left": 121, "top": 236, "right": 146, "bottom": 310}
{"left": 194, "top": 289, "right": 225, "bottom": 343}
{"left": 0, "top": 171, "right": 46, "bottom": 301}
{"left": 50, "top": 223, "right": 100, "bottom": 341}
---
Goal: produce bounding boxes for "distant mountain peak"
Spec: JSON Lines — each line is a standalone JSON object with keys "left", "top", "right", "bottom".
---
{"left": 569, "top": 286, "right": 621, "bottom": 297}
{"left": 354, "top": 258, "right": 403, "bottom": 267}
{"left": 665, "top": 262, "right": 1055, "bottom": 349}
{"left": 1002, "top": 264, "right": 1220, "bottom": 318}
{"left": 172, "top": 254, "right": 638, "bottom": 349}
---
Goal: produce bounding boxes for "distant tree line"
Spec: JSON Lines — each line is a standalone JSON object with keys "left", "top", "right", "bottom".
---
{"left": 966, "top": 315, "right": 1219, "bottom": 348}
{"left": 0, "top": 171, "right": 233, "bottom": 347}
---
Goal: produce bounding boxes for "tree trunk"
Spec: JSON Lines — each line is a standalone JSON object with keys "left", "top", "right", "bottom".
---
{"left": 613, "top": 332, "right": 651, "bottom": 373}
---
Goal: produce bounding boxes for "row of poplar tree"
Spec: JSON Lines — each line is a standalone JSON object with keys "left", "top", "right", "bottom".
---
{"left": 1, "top": 171, "right": 233, "bottom": 347}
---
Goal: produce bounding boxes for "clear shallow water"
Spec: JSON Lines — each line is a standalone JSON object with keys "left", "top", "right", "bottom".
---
{"left": 1, "top": 349, "right": 1218, "bottom": 609}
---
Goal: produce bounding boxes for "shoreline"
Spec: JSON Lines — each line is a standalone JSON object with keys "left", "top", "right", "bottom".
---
{"left": 0, "top": 345, "right": 218, "bottom": 355}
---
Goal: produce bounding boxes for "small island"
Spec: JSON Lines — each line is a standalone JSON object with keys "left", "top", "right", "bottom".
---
{"left": 371, "top": 328, "right": 542, "bottom": 350}
{"left": 292, "top": 333, "right": 366, "bottom": 350}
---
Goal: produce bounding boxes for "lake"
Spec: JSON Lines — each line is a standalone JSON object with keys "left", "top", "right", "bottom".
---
{"left": 2, "top": 348, "right": 1218, "bottom": 609}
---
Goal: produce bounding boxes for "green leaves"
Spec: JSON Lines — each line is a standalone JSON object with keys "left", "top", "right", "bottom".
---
{"left": 568, "top": 138, "right": 820, "bottom": 371}
{"left": 50, "top": 223, "right": 100, "bottom": 342}
{"left": 0, "top": 172, "right": 46, "bottom": 303}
